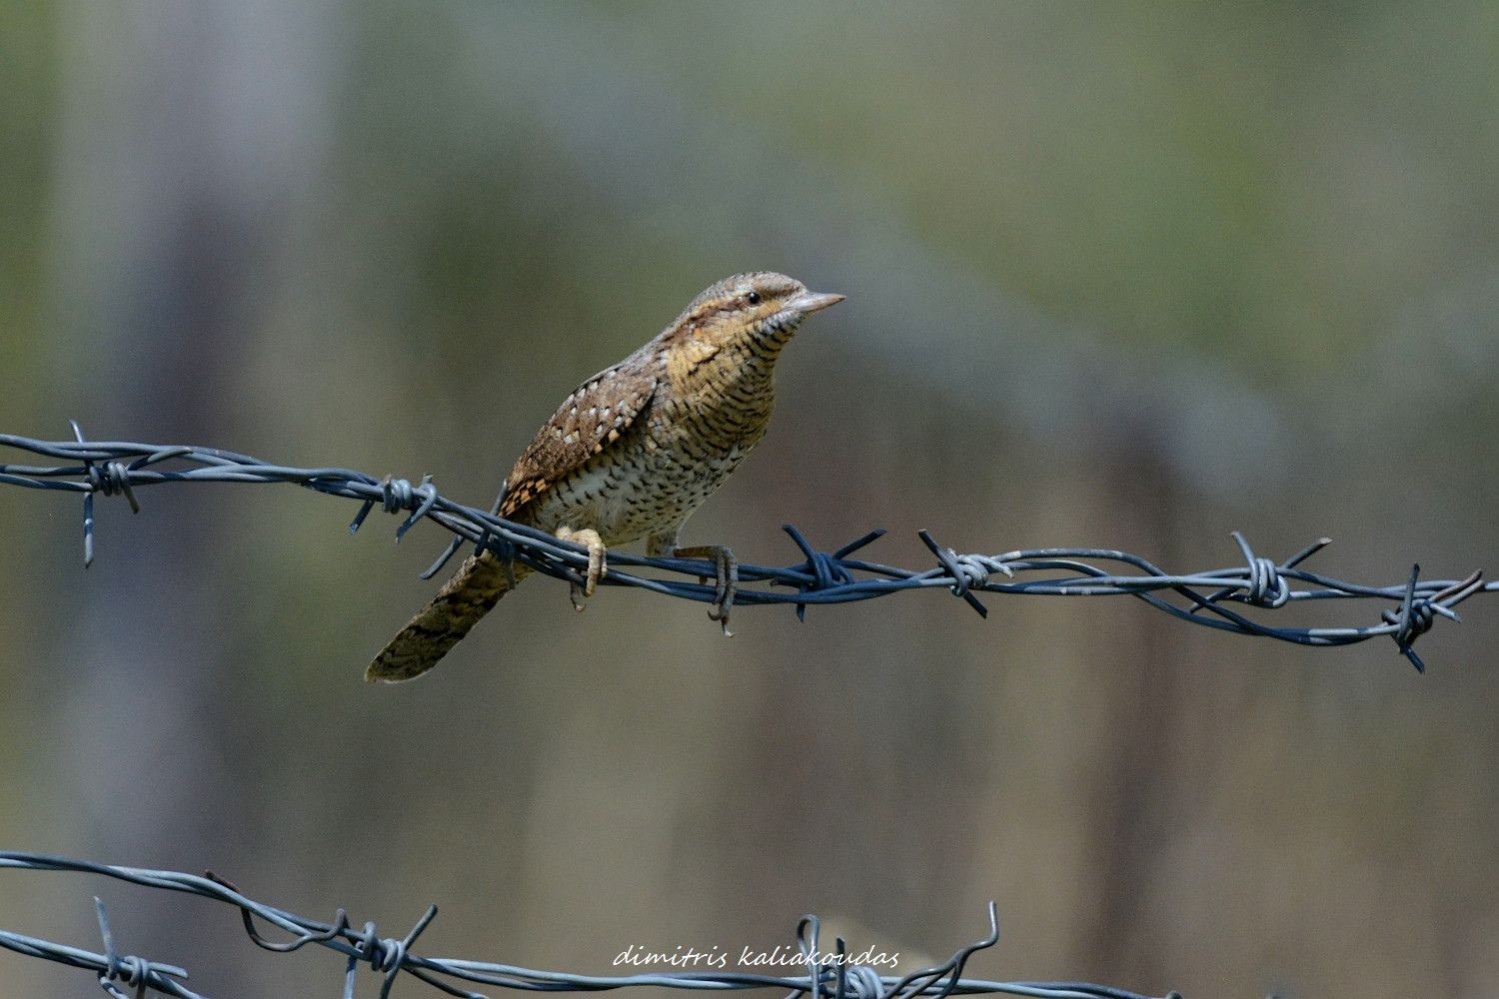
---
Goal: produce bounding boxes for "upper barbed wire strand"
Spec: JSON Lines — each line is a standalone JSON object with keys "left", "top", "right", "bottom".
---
{"left": 0, "top": 429, "right": 1489, "bottom": 673}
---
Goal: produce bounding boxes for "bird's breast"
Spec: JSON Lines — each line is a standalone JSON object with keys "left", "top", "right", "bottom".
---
{"left": 530, "top": 394, "right": 768, "bottom": 545}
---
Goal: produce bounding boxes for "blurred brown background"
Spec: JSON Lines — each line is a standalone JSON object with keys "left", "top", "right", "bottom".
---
{"left": 2, "top": 2, "right": 1498, "bottom": 997}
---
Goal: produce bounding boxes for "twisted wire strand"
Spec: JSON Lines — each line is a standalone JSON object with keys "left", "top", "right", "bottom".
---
{"left": 0, "top": 852, "right": 1173, "bottom": 999}
{"left": 0, "top": 429, "right": 1490, "bottom": 672}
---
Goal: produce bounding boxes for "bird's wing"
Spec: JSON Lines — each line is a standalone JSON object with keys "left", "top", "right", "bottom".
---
{"left": 499, "top": 358, "right": 658, "bottom": 519}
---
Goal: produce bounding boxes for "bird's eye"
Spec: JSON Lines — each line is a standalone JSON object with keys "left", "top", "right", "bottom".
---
{"left": 745, "top": 291, "right": 761, "bottom": 305}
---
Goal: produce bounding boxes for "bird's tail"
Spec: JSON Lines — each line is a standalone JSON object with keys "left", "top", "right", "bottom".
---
{"left": 365, "top": 553, "right": 533, "bottom": 683}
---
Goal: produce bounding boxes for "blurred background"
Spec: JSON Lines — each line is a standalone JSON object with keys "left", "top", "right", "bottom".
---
{"left": 2, "top": 2, "right": 1498, "bottom": 996}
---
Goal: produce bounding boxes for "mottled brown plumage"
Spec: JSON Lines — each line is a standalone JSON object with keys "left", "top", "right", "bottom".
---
{"left": 366, "top": 272, "right": 843, "bottom": 682}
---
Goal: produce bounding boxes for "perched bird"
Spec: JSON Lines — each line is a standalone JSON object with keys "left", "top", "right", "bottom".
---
{"left": 365, "top": 272, "right": 844, "bottom": 683}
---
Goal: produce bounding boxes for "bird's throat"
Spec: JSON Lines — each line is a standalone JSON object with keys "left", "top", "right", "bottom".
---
{"left": 665, "top": 336, "right": 782, "bottom": 449}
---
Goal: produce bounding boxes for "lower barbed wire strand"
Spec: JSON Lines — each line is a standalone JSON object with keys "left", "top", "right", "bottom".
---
{"left": 0, "top": 851, "right": 1174, "bottom": 999}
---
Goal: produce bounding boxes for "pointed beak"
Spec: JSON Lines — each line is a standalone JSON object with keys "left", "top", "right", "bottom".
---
{"left": 786, "top": 290, "right": 845, "bottom": 315}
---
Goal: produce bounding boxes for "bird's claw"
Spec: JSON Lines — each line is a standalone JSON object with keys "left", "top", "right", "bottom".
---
{"left": 558, "top": 527, "right": 606, "bottom": 612}
{"left": 674, "top": 545, "right": 737, "bottom": 637}
{"left": 709, "top": 561, "right": 736, "bottom": 637}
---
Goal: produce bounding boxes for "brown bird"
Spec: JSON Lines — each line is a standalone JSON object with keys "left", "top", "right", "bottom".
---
{"left": 365, "top": 272, "right": 844, "bottom": 683}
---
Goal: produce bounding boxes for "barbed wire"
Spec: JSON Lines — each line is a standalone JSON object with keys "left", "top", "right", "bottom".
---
{"left": 0, "top": 852, "right": 1176, "bottom": 999}
{"left": 0, "top": 427, "right": 1490, "bottom": 672}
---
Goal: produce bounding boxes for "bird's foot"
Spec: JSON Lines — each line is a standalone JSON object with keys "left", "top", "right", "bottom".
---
{"left": 556, "top": 526, "right": 606, "bottom": 611}
{"left": 669, "top": 544, "right": 738, "bottom": 636}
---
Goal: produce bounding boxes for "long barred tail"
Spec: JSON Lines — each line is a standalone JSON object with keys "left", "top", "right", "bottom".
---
{"left": 365, "top": 553, "right": 533, "bottom": 683}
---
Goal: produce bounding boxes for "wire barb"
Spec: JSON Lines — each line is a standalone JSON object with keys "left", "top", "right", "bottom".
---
{"left": 0, "top": 431, "right": 1492, "bottom": 672}
{"left": 69, "top": 422, "right": 141, "bottom": 568}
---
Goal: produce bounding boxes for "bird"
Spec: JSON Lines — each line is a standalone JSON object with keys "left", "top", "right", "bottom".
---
{"left": 365, "top": 272, "right": 844, "bottom": 683}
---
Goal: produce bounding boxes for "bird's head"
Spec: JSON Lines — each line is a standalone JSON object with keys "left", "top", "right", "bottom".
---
{"left": 667, "top": 272, "right": 844, "bottom": 356}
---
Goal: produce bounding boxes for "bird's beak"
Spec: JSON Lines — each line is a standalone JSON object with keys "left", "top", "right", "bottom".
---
{"left": 786, "top": 291, "right": 845, "bottom": 315}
